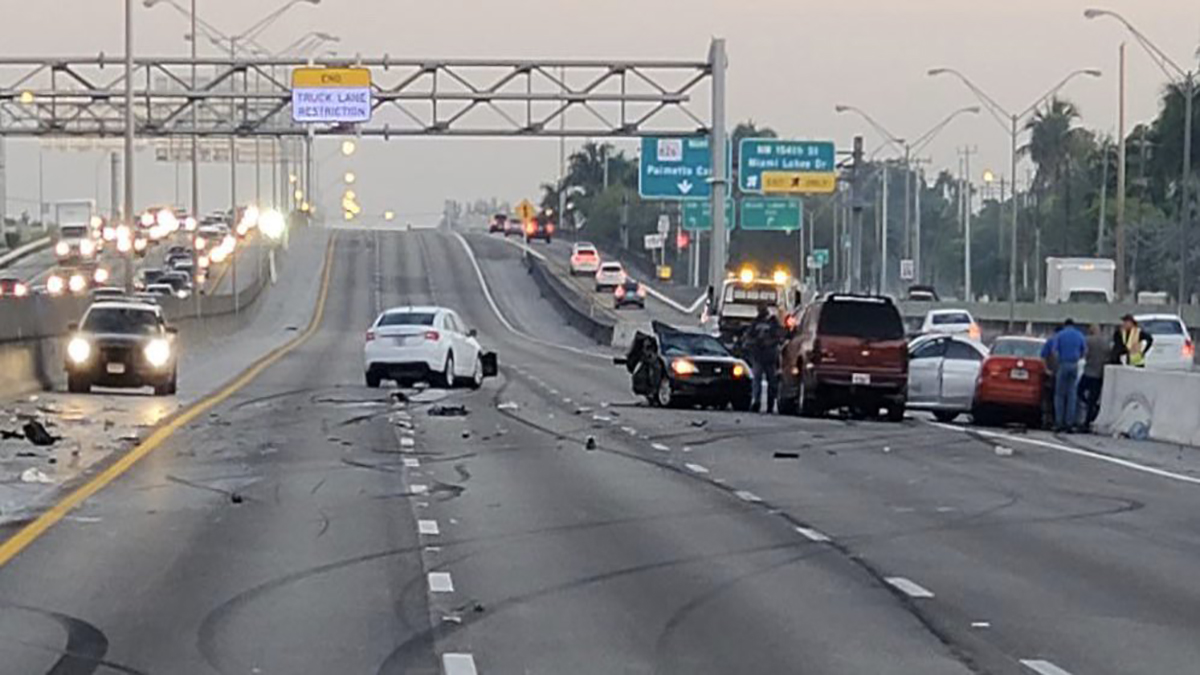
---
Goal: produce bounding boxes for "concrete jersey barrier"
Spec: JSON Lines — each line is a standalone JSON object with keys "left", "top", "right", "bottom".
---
{"left": 1094, "top": 365, "right": 1200, "bottom": 446}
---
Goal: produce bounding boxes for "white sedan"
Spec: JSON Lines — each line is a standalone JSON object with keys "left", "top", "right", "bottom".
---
{"left": 570, "top": 242, "right": 601, "bottom": 276}
{"left": 907, "top": 333, "right": 989, "bottom": 423}
{"left": 594, "top": 262, "right": 626, "bottom": 292}
{"left": 921, "top": 308, "right": 981, "bottom": 341}
{"left": 1136, "top": 313, "right": 1194, "bottom": 371}
{"left": 364, "top": 306, "right": 490, "bottom": 389}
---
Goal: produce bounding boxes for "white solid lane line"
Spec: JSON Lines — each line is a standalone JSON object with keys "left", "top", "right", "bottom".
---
{"left": 886, "top": 577, "right": 935, "bottom": 599}
{"left": 794, "top": 526, "right": 831, "bottom": 543}
{"left": 651, "top": 442, "right": 670, "bottom": 452}
{"left": 411, "top": 484, "right": 429, "bottom": 495}
{"left": 734, "top": 490, "right": 762, "bottom": 503}
{"left": 1019, "top": 659, "right": 1073, "bottom": 675}
{"left": 427, "top": 572, "right": 455, "bottom": 593}
{"left": 442, "top": 653, "right": 479, "bottom": 675}
{"left": 928, "top": 421, "right": 1200, "bottom": 487}
{"left": 418, "top": 519, "right": 440, "bottom": 536}
{"left": 403, "top": 457, "right": 420, "bottom": 468}
{"left": 684, "top": 463, "right": 709, "bottom": 474}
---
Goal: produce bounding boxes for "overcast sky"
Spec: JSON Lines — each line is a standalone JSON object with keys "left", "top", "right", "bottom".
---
{"left": 2, "top": 0, "right": 1198, "bottom": 222}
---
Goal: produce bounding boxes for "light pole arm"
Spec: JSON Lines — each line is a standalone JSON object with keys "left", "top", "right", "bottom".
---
{"left": 237, "top": 0, "right": 315, "bottom": 44}
{"left": 1017, "top": 69, "right": 1104, "bottom": 121}
{"left": 1085, "top": 9, "right": 1186, "bottom": 82}
{"left": 909, "top": 106, "right": 980, "bottom": 156}
{"left": 928, "top": 68, "right": 1012, "bottom": 133}
{"left": 835, "top": 105, "right": 904, "bottom": 154}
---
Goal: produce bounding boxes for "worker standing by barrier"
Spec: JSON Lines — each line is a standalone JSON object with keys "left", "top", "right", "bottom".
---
{"left": 1112, "top": 314, "right": 1153, "bottom": 367}
{"left": 1078, "top": 323, "right": 1111, "bottom": 429}
{"left": 1042, "top": 319, "right": 1088, "bottom": 433}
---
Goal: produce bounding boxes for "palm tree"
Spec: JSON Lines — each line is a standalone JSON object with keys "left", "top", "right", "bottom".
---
{"left": 1022, "top": 97, "right": 1082, "bottom": 253}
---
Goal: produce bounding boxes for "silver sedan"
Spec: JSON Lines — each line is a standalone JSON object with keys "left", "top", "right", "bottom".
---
{"left": 907, "top": 334, "right": 989, "bottom": 423}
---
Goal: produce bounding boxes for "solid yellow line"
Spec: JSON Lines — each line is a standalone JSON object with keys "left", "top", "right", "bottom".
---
{"left": 0, "top": 233, "right": 339, "bottom": 568}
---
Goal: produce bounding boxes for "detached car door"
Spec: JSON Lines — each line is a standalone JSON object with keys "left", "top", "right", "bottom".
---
{"left": 908, "top": 337, "right": 947, "bottom": 405}
{"left": 940, "top": 339, "right": 986, "bottom": 409}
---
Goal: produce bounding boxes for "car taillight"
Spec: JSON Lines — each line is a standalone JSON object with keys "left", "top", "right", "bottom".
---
{"left": 525, "top": 223, "right": 535, "bottom": 235}
{"left": 637, "top": 284, "right": 646, "bottom": 298}
{"left": 547, "top": 224, "right": 555, "bottom": 233}
{"left": 968, "top": 323, "right": 981, "bottom": 341}
{"left": 615, "top": 286, "right": 626, "bottom": 298}
{"left": 365, "top": 330, "right": 376, "bottom": 342}
{"left": 1185, "top": 339, "right": 1194, "bottom": 359}
{"left": 424, "top": 330, "right": 440, "bottom": 341}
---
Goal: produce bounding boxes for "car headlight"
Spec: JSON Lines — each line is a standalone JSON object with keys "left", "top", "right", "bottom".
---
{"left": 732, "top": 363, "right": 747, "bottom": 378}
{"left": 144, "top": 338, "right": 171, "bottom": 367}
{"left": 93, "top": 267, "right": 110, "bottom": 284}
{"left": 68, "top": 274, "right": 87, "bottom": 294}
{"left": 55, "top": 241, "right": 70, "bottom": 256}
{"left": 671, "top": 359, "right": 699, "bottom": 376}
{"left": 79, "top": 239, "right": 96, "bottom": 256}
{"left": 67, "top": 337, "right": 91, "bottom": 364}
{"left": 47, "top": 275, "right": 65, "bottom": 295}
{"left": 134, "top": 238, "right": 147, "bottom": 252}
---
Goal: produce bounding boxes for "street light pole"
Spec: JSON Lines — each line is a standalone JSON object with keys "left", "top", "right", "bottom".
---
{"left": 1009, "top": 113, "right": 1019, "bottom": 312}
{"left": 124, "top": 0, "right": 135, "bottom": 292}
{"left": 190, "top": 0, "right": 198, "bottom": 219}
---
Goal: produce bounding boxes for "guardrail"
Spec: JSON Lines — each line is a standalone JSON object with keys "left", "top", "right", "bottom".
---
{"left": 523, "top": 254, "right": 616, "bottom": 346}
{"left": 0, "top": 237, "right": 51, "bottom": 269}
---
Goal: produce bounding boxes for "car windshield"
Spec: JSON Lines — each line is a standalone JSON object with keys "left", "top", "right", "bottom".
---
{"left": 1140, "top": 319, "right": 1185, "bottom": 335}
{"left": 659, "top": 331, "right": 730, "bottom": 357}
{"left": 82, "top": 307, "right": 160, "bottom": 334}
{"left": 991, "top": 339, "right": 1044, "bottom": 357}
{"left": 819, "top": 300, "right": 904, "bottom": 340}
{"left": 932, "top": 312, "right": 971, "bottom": 325}
{"left": 1068, "top": 290, "right": 1109, "bottom": 303}
{"left": 600, "top": 264, "right": 622, "bottom": 273}
{"left": 379, "top": 312, "right": 436, "bottom": 326}
{"left": 60, "top": 226, "right": 88, "bottom": 238}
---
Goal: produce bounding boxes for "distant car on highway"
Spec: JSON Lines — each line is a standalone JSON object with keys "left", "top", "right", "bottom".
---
{"left": 0, "top": 277, "right": 30, "bottom": 299}
{"left": 65, "top": 300, "right": 179, "bottom": 396}
{"left": 158, "top": 272, "right": 192, "bottom": 298}
{"left": 489, "top": 214, "right": 508, "bottom": 234}
{"left": 144, "top": 283, "right": 176, "bottom": 299}
{"left": 54, "top": 224, "right": 99, "bottom": 263}
{"left": 614, "top": 278, "right": 646, "bottom": 310}
{"left": 906, "top": 333, "right": 988, "bottom": 423}
{"left": 972, "top": 336, "right": 1048, "bottom": 427}
{"left": 616, "top": 321, "right": 752, "bottom": 410}
{"left": 364, "top": 306, "right": 497, "bottom": 389}
{"left": 594, "top": 262, "right": 626, "bottom": 292}
{"left": 523, "top": 216, "right": 554, "bottom": 243}
{"left": 920, "top": 308, "right": 981, "bottom": 341}
{"left": 1135, "top": 313, "right": 1194, "bottom": 371}
{"left": 503, "top": 218, "right": 524, "bottom": 237}
{"left": 779, "top": 294, "right": 908, "bottom": 421}
{"left": 906, "top": 285, "right": 940, "bottom": 302}
{"left": 569, "top": 242, "right": 601, "bottom": 276}
{"left": 90, "top": 287, "right": 126, "bottom": 302}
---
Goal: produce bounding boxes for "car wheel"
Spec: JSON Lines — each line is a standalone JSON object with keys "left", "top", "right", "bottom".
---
{"left": 366, "top": 370, "right": 382, "bottom": 388}
{"left": 655, "top": 376, "right": 674, "bottom": 408}
{"left": 466, "top": 357, "right": 484, "bottom": 390}
{"left": 67, "top": 373, "right": 90, "bottom": 394}
{"left": 886, "top": 404, "right": 906, "bottom": 423}
{"left": 933, "top": 410, "right": 959, "bottom": 424}
{"left": 731, "top": 394, "right": 753, "bottom": 412}
{"left": 439, "top": 354, "right": 456, "bottom": 389}
{"left": 798, "top": 374, "right": 821, "bottom": 418}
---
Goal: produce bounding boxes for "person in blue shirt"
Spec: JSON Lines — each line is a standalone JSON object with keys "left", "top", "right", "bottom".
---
{"left": 1041, "top": 319, "right": 1088, "bottom": 432}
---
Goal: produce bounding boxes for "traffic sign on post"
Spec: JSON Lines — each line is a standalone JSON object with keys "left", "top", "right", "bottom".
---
{"left": 812, "top": 248, "right": 830, "bottom": 268}
{"left": 681, "top": 199, "right": 734, "bottom": 231}
{"left": 739, "top": 198, "right": 803, "bottom": 231}
{"left": 762, "top": 171, "right": 837, "bottom": 195}
{"left": 900, "top": 259, "right": 915, "bottom": 281}
{"left": 657, "top": 214, "right": 671, "bottom": 234}
{"left": 292, "top": 67, "right": 373, "bottom": 124}
{"left": 739, "top": 139, "right": 836, "bottom": 194}
{"left": 638, "top": 137, "right": 730, "bottom": 199}
{"left": 643, "top": 233, "right": 666, "bottom": 250}
{"left": 515, "top": 199, "right": 537, "bottom": 221}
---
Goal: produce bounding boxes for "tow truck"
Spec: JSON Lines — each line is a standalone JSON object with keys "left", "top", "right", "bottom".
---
{"left": 701, "top": 265, "right": 809, "bottom": 354}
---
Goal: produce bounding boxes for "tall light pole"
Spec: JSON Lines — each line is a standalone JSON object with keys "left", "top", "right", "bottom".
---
{"left": 1085, "top": 8, "right": 1194, "bottom": 308}
{"left": 929, "top": 67, "right": 1101, "bottom": 325}
{"left": 834, "top": 104, "right": 979, "bottom": 284}
{"left": 124, "top": 0, "right": 135, "bottom": 292}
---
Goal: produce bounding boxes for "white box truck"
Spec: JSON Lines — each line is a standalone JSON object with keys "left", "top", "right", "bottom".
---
{"left": 53, "top": 200, "right": 98, "bottom": 262}
{"left": 1045, "top": 257, "right": 1115, "bottom": 304}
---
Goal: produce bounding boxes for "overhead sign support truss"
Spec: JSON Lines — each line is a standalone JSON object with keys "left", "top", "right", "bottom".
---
{"left": 0, "top": 55, "right": 713, "bottom": 138}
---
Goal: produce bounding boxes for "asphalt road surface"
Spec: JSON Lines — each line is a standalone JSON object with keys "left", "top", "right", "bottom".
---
{"left": 2, "top": 226, "right": 1199, "bottom": 674}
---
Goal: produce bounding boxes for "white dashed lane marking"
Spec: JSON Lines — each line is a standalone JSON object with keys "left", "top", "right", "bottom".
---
{"left": 442, "top": 653, "right": 479, "bottom": 675}
{"left": 1020, "top": 660, "right": 1073, "bottom": 675}
{"left": 418, "top": 519, "right": 440, "bottom": 536}
{"left": 403, "top": 457, "right": 420, "bottom": 468}
{"left": 794, "top": 526, "right": 831, "bottom": 543}
{"left": 411, "top": 484, "right": 429, "bottom": 495}
{"left": 886, "top": 577, "right": 935, "bottom": 599}
{"left": 734, "top": 490, "right": 762, "bottom": 503}
{"left": 427, "top": 572, "right": 455, "bottom": 593}
{"left": 651, "top": 442, "right": 670, "bottom": 452}
{"left": 400, "top": 437, "right": 415, "bottom": 447}
{"left": 684, "top": 463, "right": 709, "bottom": 474}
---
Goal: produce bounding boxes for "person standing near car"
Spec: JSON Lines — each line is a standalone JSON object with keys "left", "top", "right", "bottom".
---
{"left": 1041, "top": 318, "right": 1087, "bottom": 432}
{"left": 1077, "top": 323, "right": 1111, "bottom": 428}
{"left": 746, "top": 306, "right": 784, "bottom": 413}
{"left": 1112, "top": 314, "right": 1153, "bottom": 367}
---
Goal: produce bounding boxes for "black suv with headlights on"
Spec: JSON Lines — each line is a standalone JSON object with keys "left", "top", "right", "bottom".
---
{"left": 65, "top": 301, "right": 179, "bottom": 395}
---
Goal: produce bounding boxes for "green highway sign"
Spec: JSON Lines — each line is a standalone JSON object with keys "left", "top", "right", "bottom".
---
{"left": 811, "top": 248, "right": 830, "bottom": 268}
{"left": 739, "top": 198, "right": 803, "bottom": 231}
{"left": 681, "top": 199, "right": 734, "bottom": 231}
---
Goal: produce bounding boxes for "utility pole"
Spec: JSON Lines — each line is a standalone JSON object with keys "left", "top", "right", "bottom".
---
{"left": 850, "top": 135, "right": 865, "bottom": 293}
{"left": 880, "top": 162, "right": 889, "bottom": 294}
{"left": 123, "top": 0, "right": 135, "bottom": 292}
{"left": 1097, "top": 142, "right": 1109, "bottom": 255}
{"left": 961, "top": 146, "right": 977, "bottom": 301}
{"left": 1181, "top": 72, "right": 1194, "bottom": 309}
{"left": 190, "top": 0, "right": 199, "bottom": 219}
{"left": 110, "top": 152, "right": 120, "bottom": 223}
{"left": 1115, "top": 42, "right": 1128, "bottom": 300}
{"left": 707, "top": 38, "right": 728, "bottom": 289}
{"left": 913, "top": 163, "right": 923, "bottom": 283}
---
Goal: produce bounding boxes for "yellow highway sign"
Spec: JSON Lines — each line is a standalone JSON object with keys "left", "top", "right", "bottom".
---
{"left": 292, "top": 67, "right": 372, "bottom": 88}
{"left": 515, "top": 199, "right": 537, "bottom": 221}
{"left": 762, "top": 171, "right": 837, "bottom": 195}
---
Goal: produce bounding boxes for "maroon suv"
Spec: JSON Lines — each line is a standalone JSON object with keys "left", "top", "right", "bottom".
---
{"left": 779, "top": 294, "right": 908, "bottom": 421}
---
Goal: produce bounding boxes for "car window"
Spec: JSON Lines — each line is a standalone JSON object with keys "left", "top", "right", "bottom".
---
{"left": 378, "top": 312, "right": 436, "bottom": 327}
{"left": 659, "top": 332, "right": 730, "bottom": 357}
{"left": 911, "top": 338, "right": 947, "bottom": 360}
{"left": 82, "top": 307, "right": 161, "bottom": 334}
{"left": 931, "top": 312, "right": 971, "bottom": 325}
{"left": 726, "top": 286, "right": 779, "bottom": 304}
{"left": 991, "top": 339, "right": 1044, "bottom": 357}
{"left": 819, "top": 300, "right": 904, "bottom": 340}
{"left": 946, "top": 340, "right": 984, "bottom": 361}
{"left": 1139, "top": 319, "right": 1185, "bottom": 335}
{"left": 601, "top": 263, "right": 622, "bottom": 273}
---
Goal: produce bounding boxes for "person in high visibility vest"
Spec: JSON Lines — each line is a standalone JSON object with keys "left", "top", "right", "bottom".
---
{"left": 1111, "top": 314, "right": 1154, "bottom": 367}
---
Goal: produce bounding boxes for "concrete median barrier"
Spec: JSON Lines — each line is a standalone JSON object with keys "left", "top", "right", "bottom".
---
{"left": 1095, "top": 365, "right": 1200, "bottom": 446}
{"left": 524, "top": 254, "right": 616, "bottom": 347}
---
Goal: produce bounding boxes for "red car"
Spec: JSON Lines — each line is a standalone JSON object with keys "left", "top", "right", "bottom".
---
{"left": 972, "top": 336, "right": 1049, "bottom": 427}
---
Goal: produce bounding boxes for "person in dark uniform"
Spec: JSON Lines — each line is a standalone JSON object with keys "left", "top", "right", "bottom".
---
{"left": 745, "top": 306, "right": 784, "bottom": 413}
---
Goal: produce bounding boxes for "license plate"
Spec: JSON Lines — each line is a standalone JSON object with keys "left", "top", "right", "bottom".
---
{"left": 106, "top": 362, "right": 126, "bottom": 375}
{"left": 852, "top": 373, "right": 871, "bottom": 385}
{"left": 393, "top": 336, "right": 418, "bottom": 346}
{"left": 1010, "top": 368, "right": 1029, "bottom": 381}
